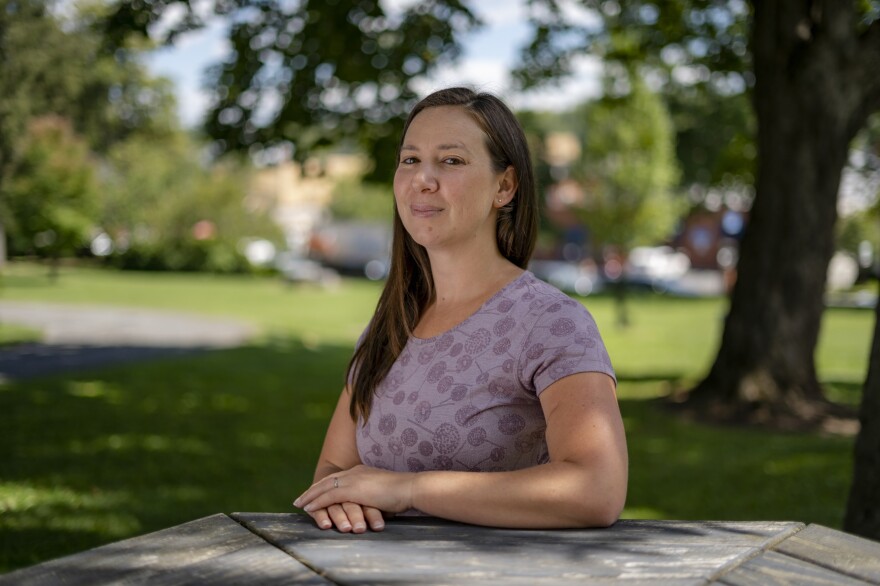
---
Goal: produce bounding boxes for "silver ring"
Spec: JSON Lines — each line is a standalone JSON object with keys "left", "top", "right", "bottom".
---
{"left": 333, "top": 477, "right": 339, "bottom": 489}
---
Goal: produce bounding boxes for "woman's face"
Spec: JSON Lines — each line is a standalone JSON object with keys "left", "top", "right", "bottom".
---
{"left": 393, "top": 105, "right": 514, "bottom": 255}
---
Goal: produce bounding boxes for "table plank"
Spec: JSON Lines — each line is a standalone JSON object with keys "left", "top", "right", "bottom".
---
{"left": 716, "top": 550, "right": 872, "bottom": 586}
{"left": 771, "top": 523, "right": 880, "bottom": 584}
{"left": 0, "top": 513, "right": 330, "bottom": 586}
{"left": 234, "top": 513, "right": 805, "bottom": 585}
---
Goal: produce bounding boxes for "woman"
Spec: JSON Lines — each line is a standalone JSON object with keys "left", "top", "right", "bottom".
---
{"left": 294, "top": 87, "right": 627, "bottom": 532}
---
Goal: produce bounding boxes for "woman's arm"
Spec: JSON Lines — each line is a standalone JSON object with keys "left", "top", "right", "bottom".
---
{"left": 295, "top": 372, "right": 628, "bottom": 528}
{"left": 306, "top": 386, "right": 387, "bottom": 533}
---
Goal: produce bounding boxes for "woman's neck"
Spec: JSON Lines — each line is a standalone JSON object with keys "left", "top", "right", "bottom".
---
{"left": 426, "top": 248, "right": 523, "bottom": 308}
{"left": 410, "top": 247, "right": 523, "bottom": 340}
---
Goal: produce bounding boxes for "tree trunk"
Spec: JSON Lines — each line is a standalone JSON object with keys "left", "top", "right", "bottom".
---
{"left": 844, "top": 280, "right": 880, "bottom": 540}
{"left": 689, "top": 1, "right": 880, "bottom": 425}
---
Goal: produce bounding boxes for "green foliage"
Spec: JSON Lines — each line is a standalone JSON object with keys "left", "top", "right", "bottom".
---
{"left": 0, "top": 0, "right": 181, "bottom": 269}
{"left": 667, "top": 85, "right": 756, "bottom": 189}
{"left": 514, "top": 0, "right": 752, "bottom": 92}
{"left": 838, "top": 211, "right": 880, "bottom": 260}
{"left": 0, "top": 0, "right": 176, "bottom": 176}
{"left": 0, "top": 0, "right": 85, "bottom": 179}
{"left": 514, "top": 1, "right": 757, "bottom": 194}
{"left": 103, "top": 0, "right": 480, "bottom": 182}
{"left": 574, "top": 76, "right": 683, "bottom": 251}
{"left": 838, "top": 113, "right": 880, "bottom": 261}
{"left": 328, "top": 180, "right": 393, "bottom": 222}
{"left": 4, "top": 117, "right": 98, "bottom": 259}
{"left": 100, "top": 133, "right": 283, "bottom": 273}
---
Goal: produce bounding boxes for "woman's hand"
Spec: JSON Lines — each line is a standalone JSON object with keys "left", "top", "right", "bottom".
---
{"left": 295, "top": 465, "right": 416, "bottom": 517}
{"left": 306, "top": 503, "right": 386, "bottom": 533}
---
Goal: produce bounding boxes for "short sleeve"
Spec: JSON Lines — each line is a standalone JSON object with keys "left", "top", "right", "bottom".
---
{"left": 518, "top": 301, "right": 616, "bottom": 395}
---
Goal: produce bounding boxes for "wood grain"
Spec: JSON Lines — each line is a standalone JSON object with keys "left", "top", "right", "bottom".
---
{"left": 772, "top": 523, "right": 880, "bottom": 584}
{"left": 0, "top": 513, "right": 328, "bottom": 585}
{"left": 5, "top": 513, "right": 875, "bottom": 585}
{"left": 234, "top": 514, "right": 805, "bottom": 585}
{"left": 716, "top": 550, "right": 871, "bottom": 586}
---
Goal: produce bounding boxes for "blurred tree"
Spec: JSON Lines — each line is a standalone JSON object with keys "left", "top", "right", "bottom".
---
{"left": 573, "top": 74, "right": 682, "bottom": 325}
{"left": 4, "top": 116, "right": 98, "bottom": 277}
{"left": 0, "top": 0, "right": 178, "bottom": 265}
{"left": 328, "top": 180, "right": 393, "bottom": 222}
{"left": 693, "top": 1, "right": 879, "bottom": 423}
{"left": 576, "top": 75, "right": 681, "bottom": 254}
{"left": 516, "top": 0, "right": 880, "bottom": 538}
{"left": 515, "top": 0, "right": 880, "bottom": 424}
{"left": 838, "top": 114, "right": 880, "bottom": 270}
{"left": 102, "top": 0, "right": 479, "bottom": 182}
{"left": 517, "top": 0, "right": 756, "bottom": 198}
{"left": 0, "top": 0, "right": 177, "bottom": 168}
{"left": 667, "top": 87, "right": 755, "bottom": 194}
{"left": 101, "top": 131, "right": 282, "bottom": 272}
{"left": 1, "top": 0, "right": 84, "bottom": 182}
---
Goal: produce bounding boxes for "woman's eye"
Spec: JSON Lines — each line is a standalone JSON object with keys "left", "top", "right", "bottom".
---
{"left": 443, "top": 157, "right": 463, "bottom": 165}
{"left": 400, "top": 157, "right": 417, "bottom": 165}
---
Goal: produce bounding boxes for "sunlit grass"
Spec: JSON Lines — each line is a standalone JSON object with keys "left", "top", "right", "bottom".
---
{"left": 0, "top": 261, "right": 873, "bottom": 572}
{"left": 0, "top": 323, "right": 41, "bottom": 347}
{"left": 0, "top": 261, "right": 377, "bottom": 345}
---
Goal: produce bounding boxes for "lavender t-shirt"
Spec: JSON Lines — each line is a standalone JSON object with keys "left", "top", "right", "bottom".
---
{"left": 355, "top": 271, "right": 615, "bottom": 474}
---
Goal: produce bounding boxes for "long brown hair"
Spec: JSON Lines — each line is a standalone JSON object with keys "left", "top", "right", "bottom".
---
{"left": 346, "top": 87, "right": 538, "bottom": 421}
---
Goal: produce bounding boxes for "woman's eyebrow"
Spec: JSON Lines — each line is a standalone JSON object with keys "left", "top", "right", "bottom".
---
{"left": 437, "top": 142, "right": 469, "bottom": 152}
{"left": 400, "top": 142, "right": 470, "bottom": 152}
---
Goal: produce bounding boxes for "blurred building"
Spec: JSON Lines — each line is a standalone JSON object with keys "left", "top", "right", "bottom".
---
{"left": 671, "top": 207, "right": 747, "bottom": 270}
{"left": 247, "top": 154, "right": 366, "bottom": 254}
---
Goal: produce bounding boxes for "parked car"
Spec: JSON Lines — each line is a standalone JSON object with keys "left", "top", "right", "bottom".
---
{"left": 308, "top": 221, "right": 392, "bottom": 280}
{"left": 275, "top": 250, "right": 340, "bottom": 286}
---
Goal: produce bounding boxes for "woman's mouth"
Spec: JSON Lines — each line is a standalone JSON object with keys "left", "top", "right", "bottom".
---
{"left": 410, "top": 204, "right": 443, "bottom": 217}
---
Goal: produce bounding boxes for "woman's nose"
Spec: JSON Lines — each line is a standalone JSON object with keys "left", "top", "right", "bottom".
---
{"left": 413, "top": 165, "right": 438, "bottom": 191}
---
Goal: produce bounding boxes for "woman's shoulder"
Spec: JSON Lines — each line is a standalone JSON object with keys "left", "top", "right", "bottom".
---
{"left": 482, "top": 271, "right": 591, "bottom": 325}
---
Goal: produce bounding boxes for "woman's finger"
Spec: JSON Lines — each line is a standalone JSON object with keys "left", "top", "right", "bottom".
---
{"left": 342, "top": 502, "right": 367, "bottom": 533}
{"left": 309, "top": 508, "right": 332, "bottom": 530}
{"left": 294, "top": 474, "right": 338, "bottom": 510}
{"left": 363, "top": 506, "right": 386, "bottom": 532}
{"left": 299, "top": 474, "right": 350, "bottom": 513}
{"left": 327, "top": 503, "right": 353, "bottom": 532}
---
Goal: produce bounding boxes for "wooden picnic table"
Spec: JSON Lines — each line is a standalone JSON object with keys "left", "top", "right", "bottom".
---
{"left": 2, "top": 513, "right": 879, "bottom": 585}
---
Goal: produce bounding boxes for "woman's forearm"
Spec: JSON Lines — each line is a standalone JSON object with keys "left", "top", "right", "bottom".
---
{"left": 411, "top": 461, "right": 625, "bottom": 529}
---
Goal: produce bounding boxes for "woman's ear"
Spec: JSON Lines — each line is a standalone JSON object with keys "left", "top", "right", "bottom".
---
{"left": 495, "top": 166, "right": 518, "bottom": 207}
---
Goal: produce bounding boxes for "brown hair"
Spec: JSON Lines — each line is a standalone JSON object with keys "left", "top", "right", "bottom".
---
{"left": 346, "top": 87, "right": 538, "bottom": 421}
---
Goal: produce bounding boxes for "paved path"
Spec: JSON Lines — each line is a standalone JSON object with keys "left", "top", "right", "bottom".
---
{"left": 0, "top": 301, "right": 257, "bottom": 382}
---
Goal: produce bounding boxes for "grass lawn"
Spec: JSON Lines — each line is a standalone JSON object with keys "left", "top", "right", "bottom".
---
{"left": 0, "top": 323, "right": 41, "bottom": 347}
{"left": 0, "top": 261, "right": 873, "bottom": 572}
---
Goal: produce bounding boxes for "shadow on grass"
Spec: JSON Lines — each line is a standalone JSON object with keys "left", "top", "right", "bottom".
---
{"left": 0, "top": 346, "right": 858, "bottom": 574}
{"left": 0, "top": 336, "right": 352, "bottom": 573}
{"left": 621, "top": 394, "right": 854, "bottom": 530}
{"left": 611, "top": 370, "right": 855, "bottom": 527}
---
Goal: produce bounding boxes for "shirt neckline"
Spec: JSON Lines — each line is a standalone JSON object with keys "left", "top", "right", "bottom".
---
{"left": 410, "top": 270, "right": 533, "bottom": 343}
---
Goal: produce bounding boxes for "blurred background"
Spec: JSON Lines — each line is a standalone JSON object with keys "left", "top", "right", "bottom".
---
{"left": 3, "top": 0, "right": 877, "bottom": 297}
{"left": 1, "top": 0, "right": 879, "bottom": 573}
